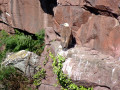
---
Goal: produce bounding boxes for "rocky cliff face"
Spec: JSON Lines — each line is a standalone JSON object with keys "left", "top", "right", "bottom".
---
{"left": 1, "top": 0, "right": 120, "bottom": 90}
{"left": 50, "top": 41, "right": 120, "bottom": 90}
{"left": 46, "top": 0, "right": 120, "bottom": 90}
{"left": 1, "top": 0, "right": 120, "bottom": 57}
{"left": 53, "top": 0, "right": 120, "bottom": 58}
{"left": 0, "top": 0, "right": 54, "bottom": 33}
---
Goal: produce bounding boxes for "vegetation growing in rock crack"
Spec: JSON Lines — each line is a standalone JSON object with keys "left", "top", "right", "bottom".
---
{"left": 49, "top": 52, "right": 93, "bottom": 90}
{"left": 0, "top": 29, "right": 45, "bottom": 90}
{"left": 43, "top": 48, "right": 50, "bottom": 66}
{"left": 43, "top": 56, "right": 49, "bottom": 66}
{"left": 33, "top": 66, "right": 46, "bottom": 87}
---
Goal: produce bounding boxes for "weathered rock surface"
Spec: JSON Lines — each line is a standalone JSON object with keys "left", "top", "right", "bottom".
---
{"left": 57, "top": 0, "right": 120, "bottom": 16}
{"left": 37, "top": 28, "right": 61, "bottom": 90}
{"left": 45, "top": 27, "right": 57, "bottom": 45}
{"left": 0, "top": 0, "right": 120, "bottom": 57}
{"left": 83, "top": 0, "right": 120, "bottom": 15}
{"left": 43, "top": 1, "right": 120, "bottom": 89}
{"left": 78, "top": 14, "right": 120, "bottom": 57}
{"left": 2, "top": 50, "right": 39, "bottom": 77}
{"left": 50, "top": 41, "right": 120, "bottom": 90}
{"left": 38, "top": 46, "right": 61, "bottom": 90}
{"left": 53, "top": 0, "right": 120, "bottom": 58}
{"left": 0, "top": 0, "right": 54, "bottom": 33}
{"left": 1, "top": 0, "right": 120, "bottom": 90}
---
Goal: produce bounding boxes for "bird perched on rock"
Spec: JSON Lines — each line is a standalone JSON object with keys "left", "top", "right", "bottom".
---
{"left": 60, "top": 23, "right": 72, "bottom": 50}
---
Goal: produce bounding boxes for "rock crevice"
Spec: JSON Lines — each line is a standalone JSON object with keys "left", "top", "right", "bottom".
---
{"left": 83, "top": 5, "right": 119, "bottom": 19}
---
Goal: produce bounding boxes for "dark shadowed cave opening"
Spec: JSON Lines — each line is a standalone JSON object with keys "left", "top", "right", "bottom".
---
{"left": 39, "top": 0, "right": 57, "bottom": 16}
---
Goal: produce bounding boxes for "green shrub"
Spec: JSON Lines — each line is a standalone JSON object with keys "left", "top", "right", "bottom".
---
{"left": 0, "top": 29, "right": 45, "bottom": 90}
{"left": 0, "top": 66, "right": 16, "bottom": 81}
{"left": 3, "top": 29, "right": 44, "bottom": 53}
{"left": 0, "top": 66, "right": 30, "bottom": 90}
{"left": 0, "top": 29, "right": 45, "bottom": 62}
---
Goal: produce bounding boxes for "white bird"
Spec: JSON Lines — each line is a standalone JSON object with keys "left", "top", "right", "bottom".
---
{"left": 60, "top": 23, "right": 72, "bottom": 50}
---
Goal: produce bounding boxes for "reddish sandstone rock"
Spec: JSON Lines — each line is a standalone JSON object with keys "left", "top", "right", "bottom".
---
{"left": 50, "top": 41, "right": 120, "bottom": 90}
{"left": 38, "top": 45, "right": 61, "bottom": 90}
{"left": 45, "top": 27, "right": 57, "bottom": 45}
{"left": 1, "top": 0, "right": 120, "bottom": 89}
{"left": 57, "top": 0, "right": 81, "bottom": 6}
{"left": 53, "top": 0, "right": 120, "bottom": 57}
{"left": 38, "top": 27, "right": 60, "bottom": 90}
{"left": 83, "top": 0, "right": 120, "bottom": 15}
{"left": 53, "top": 6, "right": 91, "bottom": 34}
{"left": 0, "top": 0, "right": 53, "bottom": 34}
{"left": 77, "top": 14, "right": 120, "bottom": 57}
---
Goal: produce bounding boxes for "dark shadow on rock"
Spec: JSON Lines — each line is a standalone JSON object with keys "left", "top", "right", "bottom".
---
{"left": 68, "top": 36, "right": 76, "bottom": 49}
{"left": 39, "top": 0, "right": 57, "bottom": 16}
{"left": 63, "top": 36, "right": 76, "bottom": 51}
{"left": 0, "top": 10, "right": 2, "bottom": 16}
{"left": 84, "top": 5, "right": 118, "bottom": 18}
{"left": 14, "top": 28, "right": 38, "bottom": 40}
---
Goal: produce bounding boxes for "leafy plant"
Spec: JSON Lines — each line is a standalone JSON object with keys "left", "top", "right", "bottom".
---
{"left": 0, "top": 29, "right": 45, "bottom": 55}
{"left": 0, "top": 30, "right": 8, "bottom": 63}
{"left": 49, "top": 52, "right": 93, "bottom": 90}
{"left": 43, "top": 48, "right": 50, "bottom": 66}
{"left": 43, "top": 56, "right": 49, "bottom": 66}
{"left": 0, "top": 29, "right": 45, "bottom": 63}
{"left": 0, "top": 29, "right": 45, "bottom": 90}
{"left": 33, "top": 67, "right": 46, "bottom": 86}
{"left": 0, "top": 66, "right": 16, "bottom": 81}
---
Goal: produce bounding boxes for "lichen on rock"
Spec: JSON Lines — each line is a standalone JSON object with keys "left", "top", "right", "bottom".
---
{"left": 2, "top": 50, "right": 40, "bottom": 77}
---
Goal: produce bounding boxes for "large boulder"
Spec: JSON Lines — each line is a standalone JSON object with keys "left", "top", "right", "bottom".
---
{"left": 50, "top": 41, "right": 120, "bottom": 90}
{"left": 83, "top": 0, "right": 120, "bottom": 15}
{"left": 2, "top": 50, "right": 40, "bottom": 77}
{"left": 57, "top": 0, "right": 120, "bottom": 15}
{"left": 77, "top": 14, "right": 120, "bottom": 57}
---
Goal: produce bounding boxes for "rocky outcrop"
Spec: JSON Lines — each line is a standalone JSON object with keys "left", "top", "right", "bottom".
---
{"left": 1, "top": 0, "right": 120, "bottom": 90}
{"left": 2, "top": 50, "right": 39, "bottom": 77}
{"left": 38, "top": 45, "right": 61, "bottom": 90}
{"left": 78, "top": 15, "right": 120, "bottom": 57}
{"left": 44, "top": 16, "right": 120, "bottom": 89}
{"left": 1, "top": 0, "right": 120, "bottom": 57}
{"left": 43, "top": 1, "right": 120, "bottom": 88}
{"left": 50, "top": 41, "right": 120, "bottom": 90}
{"left": 53, "top": 0, "right": 120, "bottom": 58}
{"left": 0, "top": 0, "right": 54, "bottom": 33}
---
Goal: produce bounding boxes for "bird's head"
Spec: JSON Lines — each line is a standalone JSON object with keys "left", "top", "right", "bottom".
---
{"left": 60, "top": 23, "right": 69, "bottom": 27}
